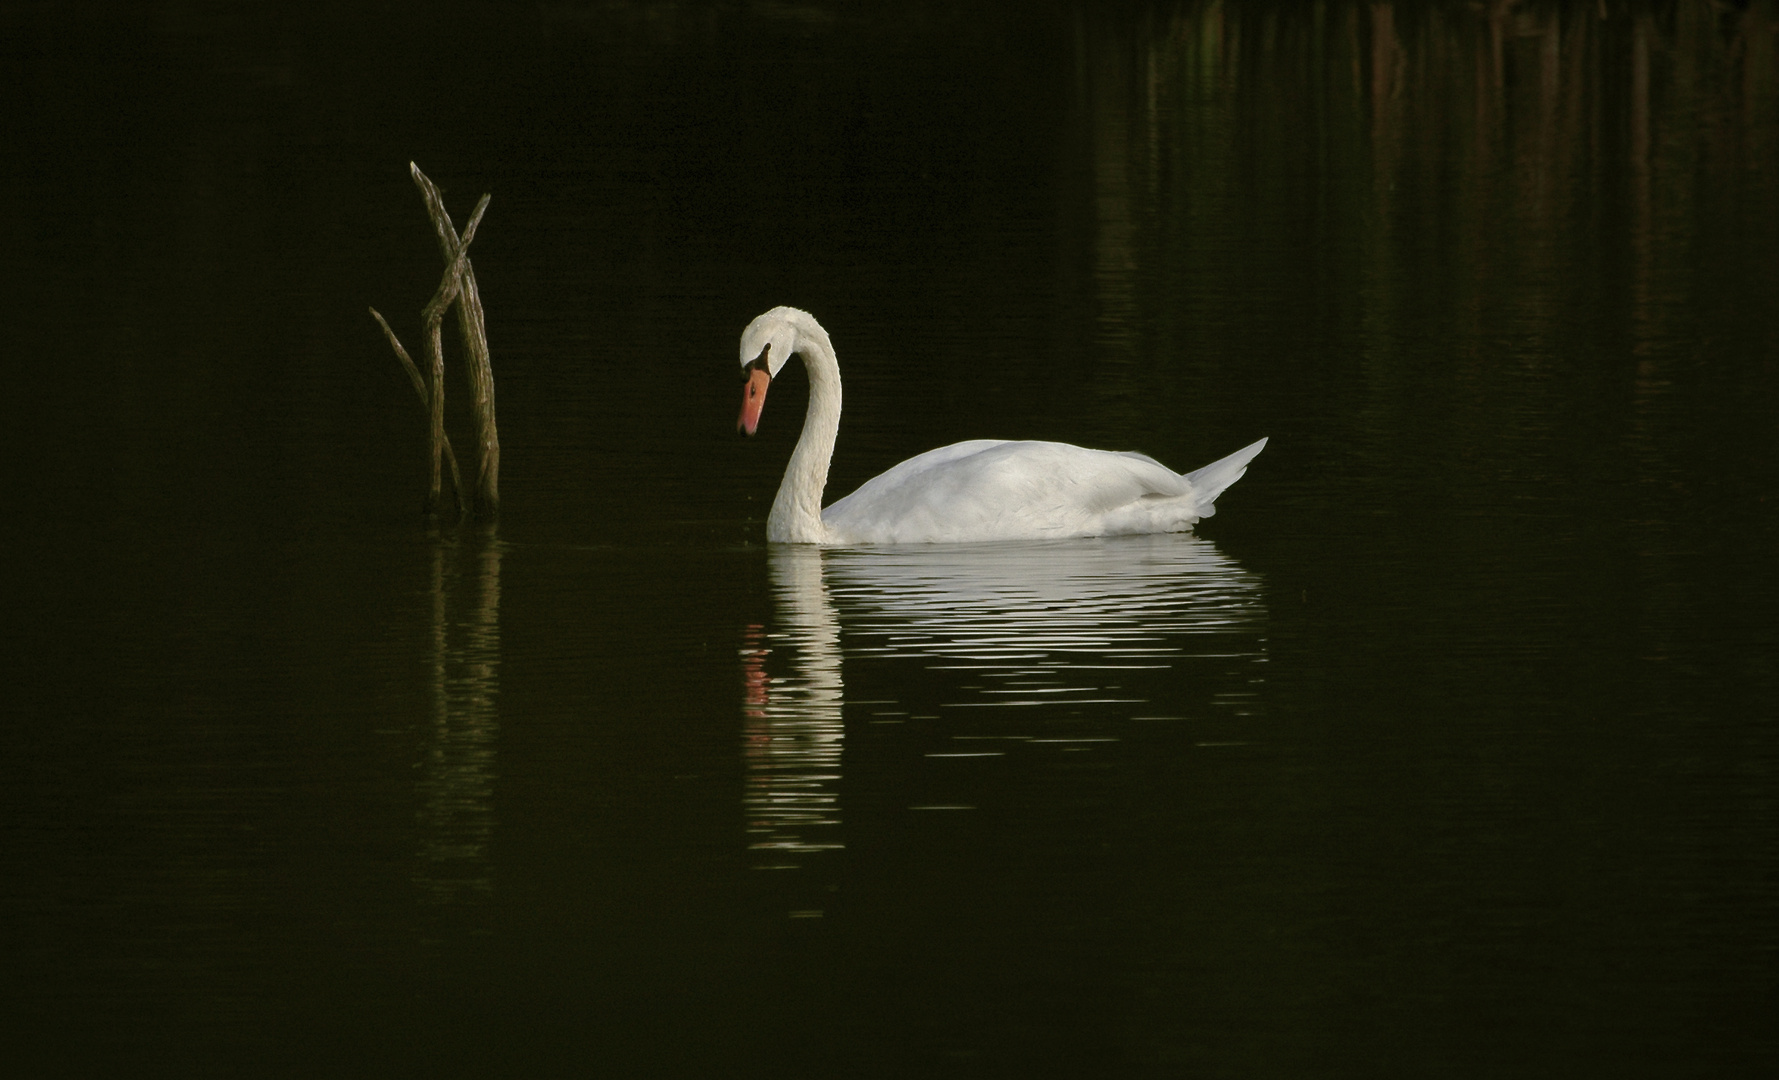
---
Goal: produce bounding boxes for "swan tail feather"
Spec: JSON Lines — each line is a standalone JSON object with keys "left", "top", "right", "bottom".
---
{"left": 1183, "top": 437, "right": 1268, "bottom": 517}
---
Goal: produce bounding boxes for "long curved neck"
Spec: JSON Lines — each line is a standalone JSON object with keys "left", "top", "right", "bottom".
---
{"left": 767, "top": 319, "right": 841, "bottom": 544}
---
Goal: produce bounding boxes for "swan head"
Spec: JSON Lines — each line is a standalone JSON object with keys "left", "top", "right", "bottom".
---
{"left": 737, "top": 306, "right": 807, "bottom": 436}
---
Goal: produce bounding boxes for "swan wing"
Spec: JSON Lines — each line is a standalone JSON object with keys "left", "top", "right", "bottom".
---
{"left": 822, "top": 440, "right": 1199, "bottom": 544}
{"left": 1183, "top": 436, "right": 1269, "bottom": 518}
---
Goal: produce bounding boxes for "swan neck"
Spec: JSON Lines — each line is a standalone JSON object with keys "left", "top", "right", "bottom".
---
{"left": 768, "top": 324, "right": 841, "bottom": 544}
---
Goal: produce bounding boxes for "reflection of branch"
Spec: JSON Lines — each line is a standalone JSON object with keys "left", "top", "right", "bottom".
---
{"left": 416, "top": 528, "right": 504, "bottom": 910}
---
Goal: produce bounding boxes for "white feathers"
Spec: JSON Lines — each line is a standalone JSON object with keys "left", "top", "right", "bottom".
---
{"left": 1182, "top": 436, "right": 1270, "bottom": 518}
{"left": 738, "top": 308, "right": 1266, "bottom": 545}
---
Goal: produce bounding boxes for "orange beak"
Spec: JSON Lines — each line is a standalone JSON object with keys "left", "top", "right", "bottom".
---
{"left": 738, "top": 366, "right": 771, "bottom": 436}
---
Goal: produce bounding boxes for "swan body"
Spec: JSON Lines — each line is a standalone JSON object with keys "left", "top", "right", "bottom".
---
{"left": 737, "top": 306, "right": 1266, "bottom": 545}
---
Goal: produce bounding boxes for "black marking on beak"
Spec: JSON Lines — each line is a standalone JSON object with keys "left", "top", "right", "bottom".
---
{"left": 743, "top": 343, "right": 771, "bottom": 378}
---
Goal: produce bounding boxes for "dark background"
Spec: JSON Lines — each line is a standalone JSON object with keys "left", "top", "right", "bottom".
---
{"left": 3, "top": 2, "right": 1775, "bottom": 1076}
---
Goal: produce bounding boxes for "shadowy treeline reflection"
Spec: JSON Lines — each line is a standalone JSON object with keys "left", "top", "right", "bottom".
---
{"left": 1068, "top": 1, "right": 1776, "bottom": 347}
{"left": 1067, "top": 0, "right": 1775, "bottom": 522}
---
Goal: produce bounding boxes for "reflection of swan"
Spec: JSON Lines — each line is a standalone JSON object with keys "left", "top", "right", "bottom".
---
{"left": 742, "top": 534, "right": 1265, "bottom": 836}
{"left": 736, "top": 307, "right": 1267, "bottom": 544}
{"left": 824, "top": 533, "right": 1265, "bottom": 721}
{"left": 741, "top": 546, "right": 845, "bottom": 869}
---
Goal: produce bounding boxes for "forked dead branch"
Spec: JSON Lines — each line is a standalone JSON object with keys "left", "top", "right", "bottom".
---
{"left": 370, "top": 162, "right": 501, "bottom": 519}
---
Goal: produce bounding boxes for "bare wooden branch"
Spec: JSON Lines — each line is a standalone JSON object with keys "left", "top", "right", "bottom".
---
{"left": 425, "top": 283, "right": 448, "bottom": 515}
{"left": 420, "top": 194, "right": 488, "bottom": 328}
{"left": 370, "top": 163, "right": 500, "bottom": 521}
{"left": 411, "top": 164, "right": 500, "bottom": 516}
{"left": 370, "top": 305, "right": 429, "bottom": 404}
{"left": 370, "top": 305, "right": 464, "bottom": 516}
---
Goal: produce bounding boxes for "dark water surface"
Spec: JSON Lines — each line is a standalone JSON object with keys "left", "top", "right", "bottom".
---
{"left": 4, "top": 2, "right": 1776, "bottom": 1076}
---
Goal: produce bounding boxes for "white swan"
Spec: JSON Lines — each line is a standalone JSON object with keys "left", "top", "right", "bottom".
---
{"left": 737, "top": 306, "right": 1267, "bottom": 545}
